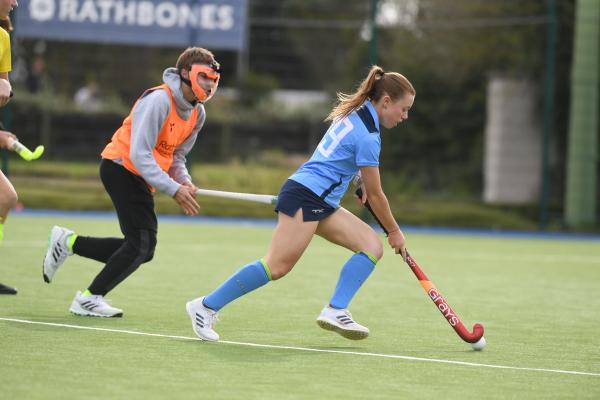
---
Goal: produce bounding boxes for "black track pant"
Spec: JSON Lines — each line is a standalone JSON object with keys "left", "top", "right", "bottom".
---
{"left": 73, "top": 159, "right": 158, "bottom": 296}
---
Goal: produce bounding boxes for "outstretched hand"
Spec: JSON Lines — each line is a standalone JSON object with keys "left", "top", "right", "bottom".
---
{"left": 174, "top": 184, "right": 200, "bottom": 216}
{"left": 0, "top": 130, "right": 17, "bottom": 149}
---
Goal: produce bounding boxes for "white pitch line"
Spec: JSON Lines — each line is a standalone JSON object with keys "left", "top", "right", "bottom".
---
{"left": 1, "top": 317, "right": 599, "bottom": 377}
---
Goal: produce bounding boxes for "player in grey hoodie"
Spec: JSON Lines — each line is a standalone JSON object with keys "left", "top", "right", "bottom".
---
{"left": 42, "top": 47, "right": 220, "bottom": 317}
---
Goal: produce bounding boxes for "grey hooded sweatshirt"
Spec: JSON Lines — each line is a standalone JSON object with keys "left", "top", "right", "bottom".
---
{"left": 110, "top": 67, "right": 206, "bottom": 197}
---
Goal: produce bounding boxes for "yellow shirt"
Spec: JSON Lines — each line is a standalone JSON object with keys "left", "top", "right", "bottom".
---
{"left": 0, "top": 28, "right": 11, "bottom": 73}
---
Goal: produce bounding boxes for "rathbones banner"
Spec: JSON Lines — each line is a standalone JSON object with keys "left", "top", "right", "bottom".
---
{"left": 15, "top": 0, "right": 247, "bottom": 50}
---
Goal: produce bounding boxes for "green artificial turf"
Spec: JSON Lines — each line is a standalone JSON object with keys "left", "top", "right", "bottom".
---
{"left": 1, "top": 215, "right": 599, "bottom": 399}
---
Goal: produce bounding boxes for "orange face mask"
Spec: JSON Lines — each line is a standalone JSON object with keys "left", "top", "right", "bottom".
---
{"left": 188, "top": 64, "right": 220, "bottom": 102}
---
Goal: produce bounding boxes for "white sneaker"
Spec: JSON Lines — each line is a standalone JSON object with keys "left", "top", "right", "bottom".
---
{"left": 316, "top": 306, "right": 370, "bottom": 340}
{"left": 43, "top": 226, "right": 74, "bottom": 283}
{"left": 186, "top": 297, "right": 220, "bottom": 341}
{"left": 69, "top": 291, "right": 123, "bottom": 318}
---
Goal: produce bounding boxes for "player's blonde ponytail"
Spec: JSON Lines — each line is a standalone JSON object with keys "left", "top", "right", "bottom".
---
{"left": 326, "top": 65, "right": 415, "bottom": 122}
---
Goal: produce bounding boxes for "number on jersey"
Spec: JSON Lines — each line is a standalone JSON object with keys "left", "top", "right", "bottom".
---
{"left": 317, "top": 118, "right": 354, "bottom": 158}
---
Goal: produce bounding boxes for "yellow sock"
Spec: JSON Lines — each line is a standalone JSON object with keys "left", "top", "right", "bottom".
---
{"left": 82, "top": 289, "right": 92, "bottom": 297}
{"left": 67, "top": 234, "right": 78, "bottom": 252}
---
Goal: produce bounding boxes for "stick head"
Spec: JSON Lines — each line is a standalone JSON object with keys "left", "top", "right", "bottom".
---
{"left": 8, "top": 139, "right": 44, "bottom": 161}
{"left": 470, "top": 323, "right": 485, "bottom": 342}
{"left": 30, "top": 145, "right": 44, "bottom": 160}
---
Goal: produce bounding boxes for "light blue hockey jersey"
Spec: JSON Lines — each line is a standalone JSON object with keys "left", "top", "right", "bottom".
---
{"left": 289, "top": 101, "right": 381, "bottom": 208}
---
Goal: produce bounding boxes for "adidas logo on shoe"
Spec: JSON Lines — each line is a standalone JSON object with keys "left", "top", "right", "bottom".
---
{"left": 316, "top": 306, "right": 369, "bottom": 340}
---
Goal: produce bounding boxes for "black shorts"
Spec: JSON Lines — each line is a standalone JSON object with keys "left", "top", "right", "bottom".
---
{"left": 275, "top": 179, "right": 337, "bottom": 222}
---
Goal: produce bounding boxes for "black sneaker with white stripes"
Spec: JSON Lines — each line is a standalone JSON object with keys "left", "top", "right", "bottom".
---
{"left": 316, "top": 306, "right": 370, "bottom": 340}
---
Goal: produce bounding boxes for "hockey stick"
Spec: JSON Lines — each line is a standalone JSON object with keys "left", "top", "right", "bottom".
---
{"left": 6, "top": 138, "right": 44, "bottom": 161}
{"left": 195, "top": 188, "right": 278, "bottom": 205}
{"left": 355, "top": 188, "right": 486, "bottom": 350}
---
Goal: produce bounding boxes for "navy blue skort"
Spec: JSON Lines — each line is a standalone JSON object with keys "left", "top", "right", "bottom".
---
{"left": 275, "top": 179, "right": 337, "bottom": 222}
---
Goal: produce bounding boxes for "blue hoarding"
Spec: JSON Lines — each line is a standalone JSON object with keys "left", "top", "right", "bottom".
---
{"left": 15, "top": 0, "right": 247, "bottom": 50}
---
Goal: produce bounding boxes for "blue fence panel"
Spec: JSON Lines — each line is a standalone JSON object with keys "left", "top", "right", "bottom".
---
{"left": 15, "top": 0, "right": 247, "bottom": 50}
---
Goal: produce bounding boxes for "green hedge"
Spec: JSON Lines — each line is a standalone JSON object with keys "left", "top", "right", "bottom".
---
{"left": 7, "top": 160, "right": 538, "bottom": 230}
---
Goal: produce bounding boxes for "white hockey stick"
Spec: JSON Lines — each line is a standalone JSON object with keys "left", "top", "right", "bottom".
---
{"left": 195, "top": 189, "right": 278, "bottom": 205}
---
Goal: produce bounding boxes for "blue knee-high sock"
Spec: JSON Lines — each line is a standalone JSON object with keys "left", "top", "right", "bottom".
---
{"left": 203, "top": 259, "right": 272, "bottom": 311}
{"left": 329, "top": 252, "right": 377, "bottom": 309}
